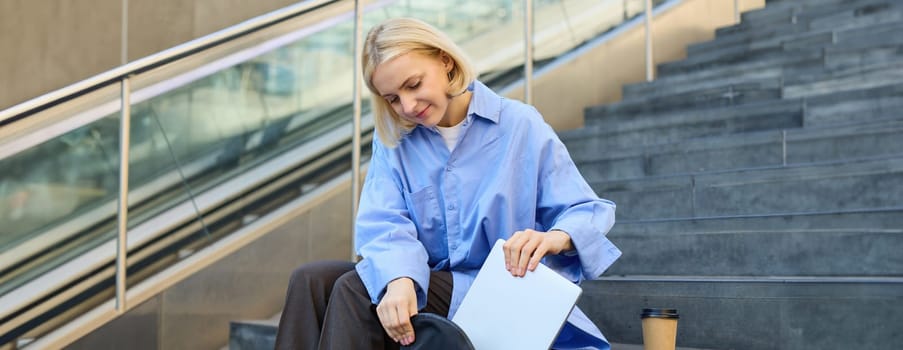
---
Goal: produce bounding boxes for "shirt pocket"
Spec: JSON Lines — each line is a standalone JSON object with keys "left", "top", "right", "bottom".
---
{"left": 402, "top": 185, "right": 441, "bottom": 234}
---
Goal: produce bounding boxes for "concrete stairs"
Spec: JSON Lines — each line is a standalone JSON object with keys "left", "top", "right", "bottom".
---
{"left": 229, "top": 314, "right": 279, "bottom": 350}
{"left": 224, "top": 1, "right": 903, "bottom": 349}
{"left": 562, "top": 0, "right": 903, "bottom": 349}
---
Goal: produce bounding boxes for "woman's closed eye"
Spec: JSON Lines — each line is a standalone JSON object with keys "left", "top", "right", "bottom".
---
{"left": 384, "top": 79, "right": 422, "bottom": 104}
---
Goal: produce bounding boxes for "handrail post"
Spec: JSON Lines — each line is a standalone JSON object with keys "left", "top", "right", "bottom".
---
{"left": 351, "top": 0, "right": 364, "bottom": 261}
{"left": 524, "top": 0, "right": 534, "bottom": 105}
{"left": 734, "top": 0, "right": 740, "bottom": 23}
{"left": 121, "top": 0, "right": 129, "bottom": 65}
{"left": 644, "top": 0, "right": 654, "bottom": 82}
{"left": 116, "top": 77, "right": 132, "bottom": 313}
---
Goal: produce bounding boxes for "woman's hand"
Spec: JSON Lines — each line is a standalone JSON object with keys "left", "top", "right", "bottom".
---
{"left": 376, "top": 277, "right": 418, "bottom": 346}
{"left": 504, "top": 229, "right": 573, "bottom": 277}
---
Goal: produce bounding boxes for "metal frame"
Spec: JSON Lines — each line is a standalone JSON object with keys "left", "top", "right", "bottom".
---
{"left": 351, "top": 0, "right": 364, "bottom": 260}
{"left": 0, "top": 0, "right": 337, "bottom": 126}
{"left": 116, "top": 77, "right": 131, "bottom": 312}
{"left": 645, "top": 0, "right": 654, "bottom": 82}
{"left": 0, "top": 4, "right": 352, "bottom": 162}
{"left": 524, "top": 0, "right": 535, "bottom": 105}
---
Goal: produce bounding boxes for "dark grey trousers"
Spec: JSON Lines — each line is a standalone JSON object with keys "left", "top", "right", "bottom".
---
{"left": 274, "top": 260, "right": 454, "bottom": 350}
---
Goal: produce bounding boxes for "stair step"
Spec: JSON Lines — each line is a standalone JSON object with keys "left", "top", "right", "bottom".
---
{"left": 784, "top": 58, "right": 903, "bottom": 98}
{"left": 606, "top": 224, "right": 903, "bottom": 276}
{"left": 822, "top": 21, "right": 903, "bottom": 53}
{"left": 591, "top": 155, "right": 903, "bottom": 220}
{"left": 810, "top": 2, "right": 903, "bottom": 31}
{"left": 702, "top": 0, "right": 894, "bottom": 54}
{"left": 636, "top": 51, "right": 820, "bottom": 99}
{"left": 598, "top": 78, "right": 784, "bottom": 124}
{"left": 579, "top": 277, "right": 903, "bottom": 350}
{"left": 229, "top": 315, "right": 279, "bottom": 350}
{"left": 628, "top": 56, "right": 816, "bottom": 98}
{"left": 722, "top": 0, "right": 892, "bottom": 37}
{"left": 622, "top": 73, "right": 785, "bottom": 102}
{"left": 658, "top": 45, "right": 789, "bottom": 77}
{"left": 614, "top": 206, "right": 903, "bottom": 235}
{"left": 657, "top": 48, "right": 822, "bottom": 77}
{"left": 824, "top": 45, "right": 903, "bottom": 72}
{"left": 803, "top": 81, "right": 903, "bottom": 126}
{"left": 564, "top": 100, "right": 803, "bottom": 153}
{"left": 660, "top": 17, "right": 903, "bottom": 76}
{"left": 571, "top": 119, "right": 903, "bottom": 181}
{"left": 688, "top": 21, "right": 903, "bottom": 77}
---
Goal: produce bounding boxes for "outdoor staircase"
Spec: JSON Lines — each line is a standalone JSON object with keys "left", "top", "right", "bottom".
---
{"left": 563, "top": 0, "right": 903, "bottom": 349}
{"left": 224, "top": 0, "right": 903, "bottom": 349}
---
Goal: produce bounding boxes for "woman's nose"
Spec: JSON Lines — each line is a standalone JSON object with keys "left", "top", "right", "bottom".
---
{"left": 400, "top": 94, "right": 417, "bottom": 115}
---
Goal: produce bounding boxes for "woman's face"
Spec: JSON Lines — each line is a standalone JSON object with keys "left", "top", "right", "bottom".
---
{"left": 371, "top": 52, "right": 457, "bottom": 128}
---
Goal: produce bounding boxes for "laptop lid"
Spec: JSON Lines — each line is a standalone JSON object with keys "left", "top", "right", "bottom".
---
{"left": 451, "top": 239, "right": 582, "bottom": 350}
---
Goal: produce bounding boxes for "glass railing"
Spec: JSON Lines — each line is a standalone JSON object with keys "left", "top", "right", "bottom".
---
{"left": 0, "top": 0, "right": 681, "bottom": 347}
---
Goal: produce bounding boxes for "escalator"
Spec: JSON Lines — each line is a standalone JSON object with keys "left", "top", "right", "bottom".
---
{"left": 0, "top": 0, "right": 662, "bottom": 347}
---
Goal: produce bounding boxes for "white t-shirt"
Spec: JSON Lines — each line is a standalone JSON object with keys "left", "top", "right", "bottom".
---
{"left": 436, "top": 119, "right": 465, "bottom": 152}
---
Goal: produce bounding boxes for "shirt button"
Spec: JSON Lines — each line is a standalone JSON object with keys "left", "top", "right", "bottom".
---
{"left": 448, "top": 204, "right": 455, "bottom": 210}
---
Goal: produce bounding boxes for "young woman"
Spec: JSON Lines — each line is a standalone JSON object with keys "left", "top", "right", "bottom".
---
{"left": 275, "top": 17, "right": 621, "bottom": 350}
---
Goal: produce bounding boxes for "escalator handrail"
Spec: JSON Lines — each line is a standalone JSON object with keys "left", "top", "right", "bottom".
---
{"left": 0, "top": 112, "right": 375, "bottom": 324}
{"left": 0, "top": 0, "right": 337, "bottom": 127}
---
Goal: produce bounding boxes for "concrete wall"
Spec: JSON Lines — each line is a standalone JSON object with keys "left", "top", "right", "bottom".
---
{"left": 0, "top": 0, "right": 299, "bottom": 111}
{"left": 505, "top": 0, "right": 766, "bottom": 131}
{"left": 65, "top": 184, "right": 353, "bottom": 350}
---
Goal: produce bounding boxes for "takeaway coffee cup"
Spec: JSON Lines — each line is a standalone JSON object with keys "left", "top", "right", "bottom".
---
{"left": 640, "top": 308, "right": 679, "bottom": 350}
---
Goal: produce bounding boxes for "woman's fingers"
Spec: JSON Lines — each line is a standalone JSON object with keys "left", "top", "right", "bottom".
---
{"left": 377, "top": 278, "right": 418, "bottom": 345}
{"left": 528, "top": 243, "right": 549, "bottom": 272}
{"left": 380, "top": 301, "right": 413, "bottom": 343}
{"left": 503, "top": 232, "right": 522, "bottom": 271}
{"left": 516, "top": 236, "right": 540, "bottom": 276}
{"left": 397, "top": 297, "right": 417, "bottom": 345}
{"left": 505, "top": 229, "right": 551, "bottom": 277}
{"left": 376, "top": 303, "right": 401, "bottom": 342}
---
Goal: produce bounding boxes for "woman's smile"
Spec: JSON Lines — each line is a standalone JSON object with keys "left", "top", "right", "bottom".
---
{"left": 415, "top": 105, "right": 430, "bottom": 119}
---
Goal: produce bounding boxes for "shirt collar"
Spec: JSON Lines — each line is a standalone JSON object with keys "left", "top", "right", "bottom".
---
{"left": 465, "top": 80, "right": 502, "bottom": 124}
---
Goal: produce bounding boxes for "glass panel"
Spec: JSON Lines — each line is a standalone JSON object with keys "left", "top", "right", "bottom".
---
{"left": 0, "top": 83, "right": 121, "bottom": 299}
{"left": 121, "top": 7, "right": 362, "bottom": 249}
{"left": 533, "top": 0, "right": 669, "bottom": 72}
{"left": 365, "top": 0, "right": 527, "bottom": 89}
{"left": 0, "top": 2, "right": 373, "bottom": 342}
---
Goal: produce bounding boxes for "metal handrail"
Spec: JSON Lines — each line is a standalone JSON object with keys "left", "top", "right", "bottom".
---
{"left": 0, "top": 0, "right": 337, "bottom": 126}
{"left": 0, "top": 0, "right": 723, "bottom": 346}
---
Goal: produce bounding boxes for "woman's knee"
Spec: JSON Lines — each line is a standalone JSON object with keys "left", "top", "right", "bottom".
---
{"left": 331, "top": 269, "right": 368, "bottom": 300}
{"left": 287, "top": 260, "right": 356, "bottom": 289}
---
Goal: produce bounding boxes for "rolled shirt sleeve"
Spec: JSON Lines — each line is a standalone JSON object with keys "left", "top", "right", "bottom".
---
{"left": 536, "top": 126, "right": 621, "bottom": 282}
{"left": 354, "top": 140, "right": 431, "bottom": 309}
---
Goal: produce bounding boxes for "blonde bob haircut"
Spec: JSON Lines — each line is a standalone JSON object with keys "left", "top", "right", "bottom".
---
{"left": 363, "top": 17, "right": 476, "bottom": 147}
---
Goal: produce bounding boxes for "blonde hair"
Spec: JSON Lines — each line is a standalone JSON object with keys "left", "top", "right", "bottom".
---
{"left": 363, "top": 18, "right": 476, "bottom": 147}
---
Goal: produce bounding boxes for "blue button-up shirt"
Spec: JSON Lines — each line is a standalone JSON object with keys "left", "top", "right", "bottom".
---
{"left": 355, "top": 80, "right": 622, "bottom": 349}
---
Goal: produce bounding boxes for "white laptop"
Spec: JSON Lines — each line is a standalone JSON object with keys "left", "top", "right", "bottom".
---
{"left": 451, "top": 239, "right": 582, "bottom": 350}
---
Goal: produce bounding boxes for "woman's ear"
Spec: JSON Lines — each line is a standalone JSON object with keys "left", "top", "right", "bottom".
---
{"left": 440, "top": 52, "right": 454, "bottom": 73}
